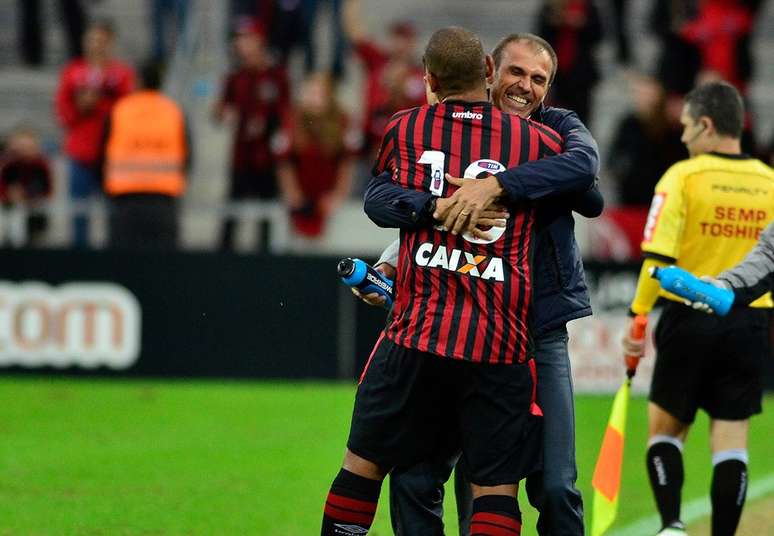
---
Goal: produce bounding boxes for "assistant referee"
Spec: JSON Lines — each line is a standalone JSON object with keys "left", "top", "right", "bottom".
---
{"left": 622, "top": 81, "right": 774, "bottom": 536}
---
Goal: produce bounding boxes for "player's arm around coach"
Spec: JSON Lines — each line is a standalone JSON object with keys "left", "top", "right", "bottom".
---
{"left": 715, "top": 221, "right": 774, "bottom": 306}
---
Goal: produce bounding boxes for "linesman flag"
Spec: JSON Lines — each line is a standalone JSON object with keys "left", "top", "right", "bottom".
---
{"left": 590, "top": 315, "right": 647, "bottom": 536}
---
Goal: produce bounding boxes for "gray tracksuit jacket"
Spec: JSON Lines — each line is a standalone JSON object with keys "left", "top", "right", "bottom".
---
{"left": 719, "top": 221, "right": 774, "bottom": 305}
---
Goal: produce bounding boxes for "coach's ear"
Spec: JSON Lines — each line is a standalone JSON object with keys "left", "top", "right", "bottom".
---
{"left": 485, "top": 55, "right": 494, "bottom": 83}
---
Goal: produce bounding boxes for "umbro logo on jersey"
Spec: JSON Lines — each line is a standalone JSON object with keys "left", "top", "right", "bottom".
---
{"left": 333, "top": 524, "right": 369, "bottom": 535}
{"left": 452, "top": 110, "right": 483, "bottom": 120}
{"left": 415, "top": 243, "right": 505, "bottom": 281}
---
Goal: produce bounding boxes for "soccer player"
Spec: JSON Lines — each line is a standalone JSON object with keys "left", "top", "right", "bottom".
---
{"left": 686, "top": 221, "right": 774, "bottom": 312}
{"left": 362, "top": 33, "right": 601, "bottom": 535}
{"left": 715, "top": 221, "right": 774, "bottom": 304}
{"left": 622, "top": 81, "right": 774, "bottom": 536}
{"left": 321, "top": 27, "right": 564, "bottom": 536}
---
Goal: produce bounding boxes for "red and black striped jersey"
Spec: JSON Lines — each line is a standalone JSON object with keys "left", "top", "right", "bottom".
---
{"left": 373, "top": 100, "right": 562, "bottom": 364}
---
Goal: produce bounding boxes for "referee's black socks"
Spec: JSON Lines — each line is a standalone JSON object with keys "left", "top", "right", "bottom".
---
{"left": 470, "top": 494, "right": 522, "bottom": 535}
{"left": 646, "top": 436, "right": 685, "bottom": 529}
{"left": 711, "top": 449, "right": 748, "bottom": 536}
{"left": 321, "top": 468, "right": 381, "bottom": 535}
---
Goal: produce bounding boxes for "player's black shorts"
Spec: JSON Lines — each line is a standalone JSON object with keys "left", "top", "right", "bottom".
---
{"left": 650, "top": 302, "right": 771, "bottom": 423}
{"left": 347, "top": 334, "right": 543, "bottom": 486}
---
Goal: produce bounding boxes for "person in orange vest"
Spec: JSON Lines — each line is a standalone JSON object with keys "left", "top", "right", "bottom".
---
{"left": 100, "top": 63, "right": 190, "bottom": 250}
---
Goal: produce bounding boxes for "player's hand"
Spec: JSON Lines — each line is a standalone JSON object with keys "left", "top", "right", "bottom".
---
{"left": 75, "top": 88, "right": 100, "bottom": 112}
{"left": 682, "top": 276, "right": 729, "bottom": 314}
{"left": 437, "top": 174, "right": 504, "bottom": 235}
{"left": 684, "top": 296, "right": 714, "bottom": 314}
{"left": 351, "top": 263, "right": 395, "bottom": 308}
{"left": 700, "top": 275, "right": 727, "bottom": 289}
{"left": 621, "top": 317, "right": 646, "bottom": 359}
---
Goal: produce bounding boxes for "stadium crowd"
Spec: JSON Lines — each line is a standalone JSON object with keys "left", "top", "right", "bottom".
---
{"left": 0, "top": 0, "right": 772, "bottom": 254}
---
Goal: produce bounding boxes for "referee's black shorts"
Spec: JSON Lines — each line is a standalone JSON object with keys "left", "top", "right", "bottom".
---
{"left": 650, "top": 301, "right": 771, "bottom": 423}
{"left": 347, "top": 334, "right": 543, "bottom": 487}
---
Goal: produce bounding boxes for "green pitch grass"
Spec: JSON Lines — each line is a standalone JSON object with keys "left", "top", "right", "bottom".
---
{"left": 2, "top": 378, "right": 774, "bottom": 535}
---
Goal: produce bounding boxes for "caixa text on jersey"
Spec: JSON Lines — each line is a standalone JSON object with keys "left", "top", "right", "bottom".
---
{"left": 414, "top": 243, "right": 505, "bottom": 282}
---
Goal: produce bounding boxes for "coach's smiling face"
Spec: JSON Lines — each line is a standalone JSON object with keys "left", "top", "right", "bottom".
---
{"left": 489, "top": 40, "right": 553, "bottom": 119}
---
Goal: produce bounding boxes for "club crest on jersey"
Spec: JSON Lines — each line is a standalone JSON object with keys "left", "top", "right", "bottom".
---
{"left": 415, "top": 243, "right": 505, "bottom": 281}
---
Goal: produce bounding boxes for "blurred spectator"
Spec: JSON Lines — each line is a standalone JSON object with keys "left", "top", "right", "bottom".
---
{"left": 265, "top": 0, "right": 307, "bottom": 67}
{"left": 608, "top": 75, "right": 685, "bottom": 207}
{"left": 229, "top": 0, "right": 264, "bottom": 20}
{"left": 301, "top": 0, "right": 347, "bottom": 79}
{"left": 100, "top": 64, "right": 188, "bottom": 251}
{"left": 767, "top": 129, "right": 774, "bottom": 168}
{"left": 536, "top": 0, "right": 603, "bottom": 124}
{"left": 679, "top": 0, "right": 755, "bottom": 93}
{"left": 215, "top": 18, "right": 289, "bottom": 251}
{"left": 649, "top": 0, "right": 702, "bottom": 95}
{"left": 149, "top": 0, "right": 190, "bottom": 65}
{"left": 343, "top": 0, "right": 425, "bottom": 159}
{"left": 609, "top": 0, "right": 631, "bottom": 65}
{"left": 55, "top": 20, "right": 135, "bottom": 248}
{"left": 602, "top": 75, "right": 686, "bottom": 261}
{"left": 0, "top": 127, "right": 53, "bottom": 246}
{"left": 274, "top": 73, "right": 359, "bottom": 244}
{"left": 18, "top": 0, "right": 87, "bottom": 67}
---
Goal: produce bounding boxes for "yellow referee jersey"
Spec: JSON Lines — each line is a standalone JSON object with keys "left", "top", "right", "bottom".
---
{"left": 642, "top": 152, "right": 774, "bottom": 308}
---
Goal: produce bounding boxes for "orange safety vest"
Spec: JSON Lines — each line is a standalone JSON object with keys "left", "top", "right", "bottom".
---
{"left": 104, "top": 90, "right": 186, "bottom": 197}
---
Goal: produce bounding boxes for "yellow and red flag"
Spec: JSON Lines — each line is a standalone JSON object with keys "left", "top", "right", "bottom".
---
{"left": 590, "top": 379, "right": 630, "bottom": 536}
{"left": 591, "top": 315, "right": 647, "bottom": 536}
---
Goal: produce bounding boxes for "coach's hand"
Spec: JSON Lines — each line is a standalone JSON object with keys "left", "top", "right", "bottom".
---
{"left": 435, "top": 174, "right": 507, "bottom": 235}
{"left": 351, "top": 263, "right": 396, "bottom": 308}
{"left": 434, "top": 197, "right": 509, "bottom": 241}
{"left": 437, "top": 174, "right": 505, "bottom": 235}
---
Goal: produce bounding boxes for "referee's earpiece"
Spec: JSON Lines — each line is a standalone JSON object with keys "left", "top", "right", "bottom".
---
{"left": 686, "top": 123, "right": 707, "bottom": 144}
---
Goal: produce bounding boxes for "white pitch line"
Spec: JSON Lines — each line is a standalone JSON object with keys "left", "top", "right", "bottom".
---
{"left": 608, "top": 472, "right": 774, "bottom": 536}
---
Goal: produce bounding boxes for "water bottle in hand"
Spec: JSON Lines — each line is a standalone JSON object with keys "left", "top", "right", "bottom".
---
{"left": 338, "top": 258, "right": 394, "bottom": 307}
{"left": 650, "top": 265, "right": 734, "bottom": 316}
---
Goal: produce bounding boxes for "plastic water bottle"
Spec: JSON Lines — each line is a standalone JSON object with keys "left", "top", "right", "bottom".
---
{"left": 650, "top": 265, "right": 735, "bottom": 316}
{"left": 338, "top": 258, "right": 394, "bottom": 307}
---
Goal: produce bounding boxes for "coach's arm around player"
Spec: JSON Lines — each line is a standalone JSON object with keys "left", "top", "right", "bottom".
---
{"left": 363, "top": 104, "right": 603, "bottom": 237}
{"left": 436, "top": 105, "right": 600, "bottom": 234}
